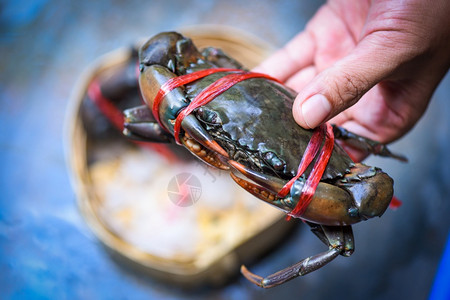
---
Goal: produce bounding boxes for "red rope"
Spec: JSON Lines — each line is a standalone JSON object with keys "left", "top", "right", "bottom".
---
{"left": 287, "top": 123, "right": 335, "bottom": 219}
{"left": 88, "top": 80, "right": 125, "bottom": 130}
{"left": 276, "top": 126, "right": 325, "bottom": 198}
{"left": 151, "top": 68, "right": 243, "bottom": 130}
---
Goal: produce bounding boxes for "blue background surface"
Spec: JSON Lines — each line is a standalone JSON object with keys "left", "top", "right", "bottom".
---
{"left": 1, "top": 1, "right": 449, "bottom": 299}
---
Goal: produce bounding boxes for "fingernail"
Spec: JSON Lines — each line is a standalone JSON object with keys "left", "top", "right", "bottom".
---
{"left": 301, "top": 94, "right": 331, "bottom": 128}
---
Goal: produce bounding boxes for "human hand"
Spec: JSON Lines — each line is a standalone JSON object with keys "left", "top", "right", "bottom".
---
{"left": 255, "top": 0, "right": 450, "bottom": 161}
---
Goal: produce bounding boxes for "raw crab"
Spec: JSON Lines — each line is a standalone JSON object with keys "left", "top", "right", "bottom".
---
{"left": 92, "top": 32, "right": 406, "bottom": 288}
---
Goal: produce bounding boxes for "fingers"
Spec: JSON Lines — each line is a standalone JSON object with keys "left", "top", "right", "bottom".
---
{"left": 285, "top": 66, "right": 317, "bottom": 93}
{"left": 253, "top": 31, "right": 315, "bottom": 81}
{"left": 292, "top": 35, "right": 405, "bottom": 129}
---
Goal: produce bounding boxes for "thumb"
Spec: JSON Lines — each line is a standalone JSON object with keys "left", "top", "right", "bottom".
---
{"left": 292, "top": 40, "right": 402, "bottom": 129}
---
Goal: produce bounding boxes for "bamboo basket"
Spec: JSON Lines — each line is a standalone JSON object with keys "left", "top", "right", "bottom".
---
{"left": 65, "top": 26, "right": 295, "bottom": 287}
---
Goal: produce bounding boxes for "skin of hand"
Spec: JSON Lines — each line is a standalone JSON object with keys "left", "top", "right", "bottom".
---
{"left": 254, "top": 0, "right": 450, "bottom": 161}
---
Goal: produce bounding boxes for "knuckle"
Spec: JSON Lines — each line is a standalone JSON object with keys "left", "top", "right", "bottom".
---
{"left": 332, "top": 71, "right": 369, "bottom": 109}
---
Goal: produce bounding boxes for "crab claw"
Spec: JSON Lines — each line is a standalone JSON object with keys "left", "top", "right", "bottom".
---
{"left": 176, "top": 114, "right": 229, "bottom": 170}
{"left": 228, "top": 160, "right": 285, "bottom": 204}
{"left": 229, "top": 161, "right": 302, "bottom": 216}
{"left": 228, "top": 160, "right": 364, "bottom": 226}
{"left": 181, "top": 114, "right": 229, "bottom": 158}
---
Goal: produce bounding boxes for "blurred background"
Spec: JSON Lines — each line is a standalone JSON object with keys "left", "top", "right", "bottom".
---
{"left": 1, "top": 0, "right": 449, "bottom": 299}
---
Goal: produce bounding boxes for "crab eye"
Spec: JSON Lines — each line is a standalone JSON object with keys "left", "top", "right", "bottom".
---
{"left": 196, "top": 107, "right": 221, "bottom": 125}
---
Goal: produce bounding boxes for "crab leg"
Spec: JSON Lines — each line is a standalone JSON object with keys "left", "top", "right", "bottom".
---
{"left": 332, "top": 125, "right": 407, "bottom": 162}
{"left": 123, "top": 105, "right": 172, "bottom": 142}
{"left": 241, "top": 225, "right": 354, "bottom": 288}
{"left": 305, "top": 221, "right": 354, "bottom": 257}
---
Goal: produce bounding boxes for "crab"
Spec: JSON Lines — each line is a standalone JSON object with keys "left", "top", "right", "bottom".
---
{"left": 99, "top": 32, "right": 406, "bottom": 288}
